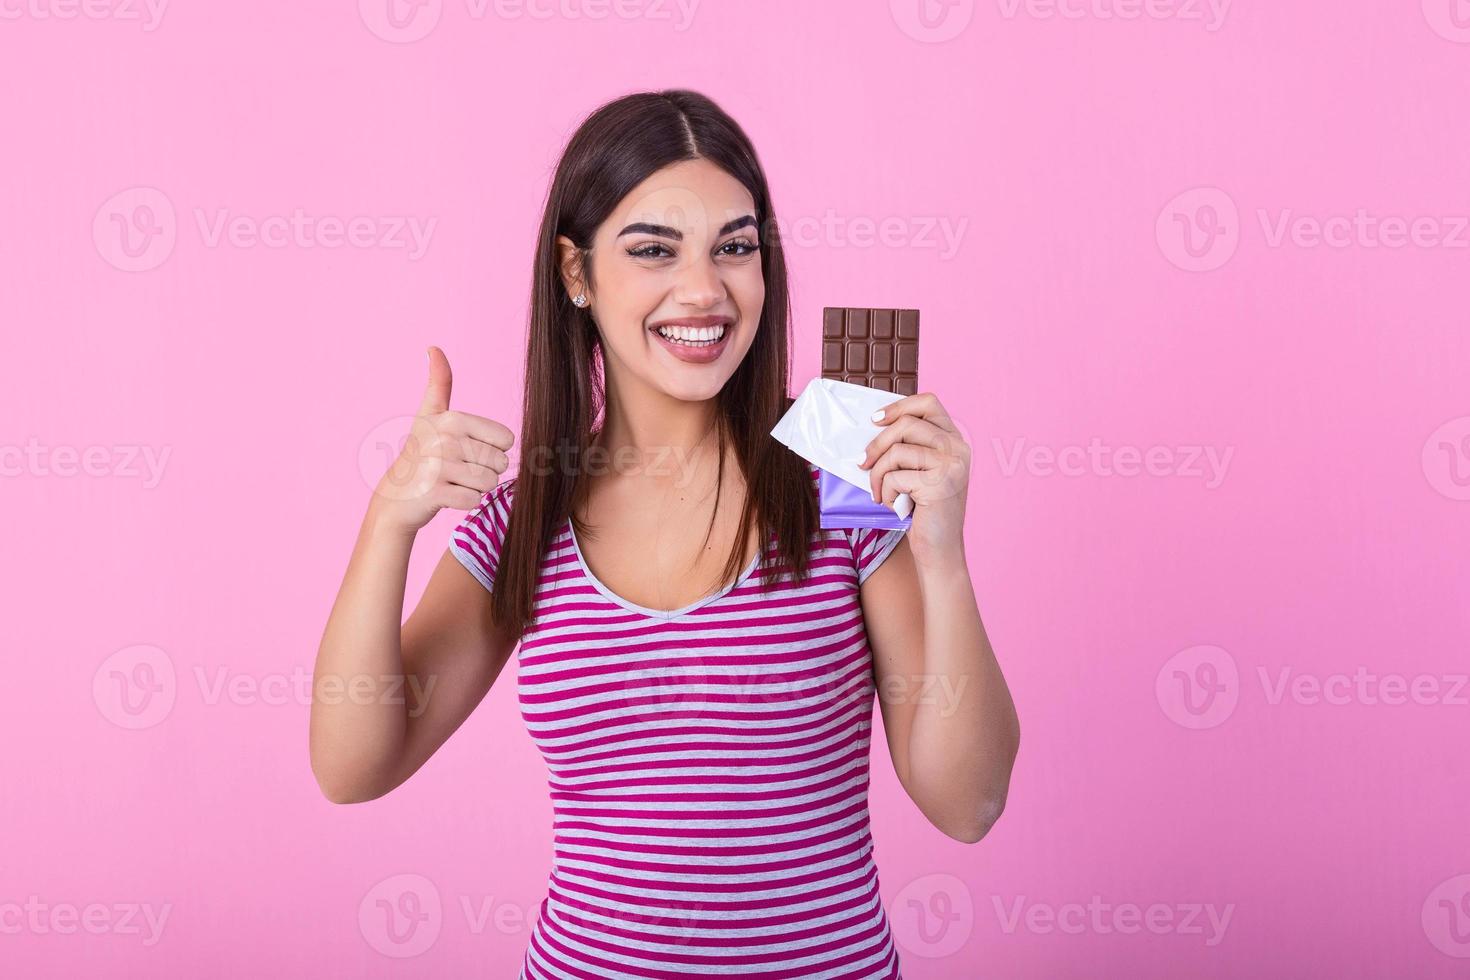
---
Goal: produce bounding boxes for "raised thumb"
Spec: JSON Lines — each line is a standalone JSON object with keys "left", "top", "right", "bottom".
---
{"left": 418, "top": 345, "right": 452, "bottom": 416}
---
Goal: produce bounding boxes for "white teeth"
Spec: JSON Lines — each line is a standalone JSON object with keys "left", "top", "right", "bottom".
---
{"left": 655, "top": 323, "right": 726, "bottom": 345}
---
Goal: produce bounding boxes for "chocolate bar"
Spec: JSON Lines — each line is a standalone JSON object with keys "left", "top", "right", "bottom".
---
{"left": 820, "top": 307, "right": 919, "bottom": 395}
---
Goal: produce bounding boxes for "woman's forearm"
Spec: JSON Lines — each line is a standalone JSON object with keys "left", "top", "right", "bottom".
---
{"left": 308, "top": 499, "right": 418, "bottom": 802}
{"left": 904, "top": 558, "right": 1020, "bottom": 842}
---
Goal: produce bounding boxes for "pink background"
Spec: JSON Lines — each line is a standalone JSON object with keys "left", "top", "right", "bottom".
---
{"left": 3, "top": 1, "right": 1467, "bottom": 976}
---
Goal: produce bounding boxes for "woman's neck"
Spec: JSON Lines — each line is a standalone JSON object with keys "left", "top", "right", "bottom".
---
{"left": 596, "top": 383, "right": 721, "bottom": 481}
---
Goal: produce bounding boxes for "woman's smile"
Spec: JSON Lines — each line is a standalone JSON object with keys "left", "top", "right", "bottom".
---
{"left": 648, "top": 313, "right": 735, "bottom": 364}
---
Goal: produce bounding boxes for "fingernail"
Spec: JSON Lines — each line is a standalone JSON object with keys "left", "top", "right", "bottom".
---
{"left": 871, "top": 409, "right": 885, "bottom": 422}
{"left": 856, "top": 454, "right": 867, "bottom": 467}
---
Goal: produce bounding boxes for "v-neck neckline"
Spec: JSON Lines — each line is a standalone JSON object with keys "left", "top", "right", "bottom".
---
{"left": 564, "top": 518, "right": 765, "bottom": 621}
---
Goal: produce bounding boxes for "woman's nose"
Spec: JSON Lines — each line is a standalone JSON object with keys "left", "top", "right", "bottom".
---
{"left": 672, "top": 255, "right": 726, "bottom": 308}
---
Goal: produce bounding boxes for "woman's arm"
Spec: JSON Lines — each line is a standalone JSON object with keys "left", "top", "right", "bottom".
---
{"left": 309, "top": 346, "right": 517, "bottom": 803}
{"left": 857, "top": 391, "right": 1020, "bottom": 843}
{"left": 861, "top": 536, "right": 1018, "bottom": 842}
{"left": 309, "top": 504, "right": 516, "bottom": 804}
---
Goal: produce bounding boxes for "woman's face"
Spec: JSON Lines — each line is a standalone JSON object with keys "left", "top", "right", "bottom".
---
{"left": 559, "top": 157, "right": 765, "bottom": 404}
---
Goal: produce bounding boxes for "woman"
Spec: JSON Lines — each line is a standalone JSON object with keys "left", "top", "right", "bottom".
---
{"left": 311, "top": 89, "right": 1019, "bottom": 979}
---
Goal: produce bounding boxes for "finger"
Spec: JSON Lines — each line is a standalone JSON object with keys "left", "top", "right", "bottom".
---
{"left": 444, "top": 435, "right": 509, "bottom": 474}
{"left": 442, "top": 484, "right": 487, "bottom": 512}
{"left": 871, "top": 391, "right": 957, "bottom": 434}
{"left": 879, "top": 466, "right": 926, "bottom": 509}
{"left": 442, "top": 456, "right": 504, "bottom": 494}
{"left": 860, "top": 415, "right": 948, "bottom": 469}
{"left": 418, "top": 345, "right": 453, "bottom": 417}
{"left": 436, "top": 410, "right": 516, "bottom": 451}
{"left": 868, "top": 442, "right": 941, "bottom": 504}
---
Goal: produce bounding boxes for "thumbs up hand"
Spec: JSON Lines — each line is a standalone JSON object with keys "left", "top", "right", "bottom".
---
{"left": 372, "top": 346, "right": 516, "bottom": 532}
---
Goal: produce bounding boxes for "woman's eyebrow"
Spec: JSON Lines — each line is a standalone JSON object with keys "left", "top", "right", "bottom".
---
{"left": 617, "top": 214, "right": 757, "bottom": 240}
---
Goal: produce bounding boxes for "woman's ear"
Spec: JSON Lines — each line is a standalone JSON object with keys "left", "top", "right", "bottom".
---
{"left": 555, "top": 235, "right": 588, "bottom": 302}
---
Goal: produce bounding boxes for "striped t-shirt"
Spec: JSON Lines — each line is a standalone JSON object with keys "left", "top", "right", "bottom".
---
{"left": 449, "top": 463, "right": 908, "bottom": 980}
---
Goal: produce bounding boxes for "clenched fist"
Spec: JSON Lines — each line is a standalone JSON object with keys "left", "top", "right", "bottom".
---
{"left": 373, "top": 346, "right": 515, "bottom": 532}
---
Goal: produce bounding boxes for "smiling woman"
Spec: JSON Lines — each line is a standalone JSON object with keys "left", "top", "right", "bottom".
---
{"left": 311, "top": 87, "right": 1018, "bottom": 980}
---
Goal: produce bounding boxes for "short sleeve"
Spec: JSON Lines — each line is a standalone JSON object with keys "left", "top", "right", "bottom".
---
{"left": 846, "top": 525, "right": 907, "bottom": 586}
{"left": 448, "top": 479, "right": 515, "bottom": 595}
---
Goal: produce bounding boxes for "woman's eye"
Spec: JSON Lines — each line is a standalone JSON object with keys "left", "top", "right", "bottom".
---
{"left": 719, "top": 238, "right": 759, "bottom": 257}
{"left": 628, "top": 243, "right": 674, "bottom": 259}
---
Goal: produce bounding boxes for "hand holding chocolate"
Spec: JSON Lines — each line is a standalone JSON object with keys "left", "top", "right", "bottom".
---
{"left": 771, "top": 307, "right": 921, "bottom": 529}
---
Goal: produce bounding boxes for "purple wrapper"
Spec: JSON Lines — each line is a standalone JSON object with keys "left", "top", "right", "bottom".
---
{"left": 818, "top": 467, "right": 913, "bottom": 530}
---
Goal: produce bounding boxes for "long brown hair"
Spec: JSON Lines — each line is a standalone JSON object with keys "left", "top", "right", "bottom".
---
{"left": 490, "top": 89, "right": 819, "bottom": 640}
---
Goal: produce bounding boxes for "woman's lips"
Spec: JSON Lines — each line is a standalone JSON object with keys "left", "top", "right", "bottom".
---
{"left": 649, "top": 325, "right": 732, "bottom": 364}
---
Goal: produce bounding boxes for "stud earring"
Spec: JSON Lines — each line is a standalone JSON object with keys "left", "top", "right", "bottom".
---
{"left": 572, "top": 294, "right": 588, "bottom": 308}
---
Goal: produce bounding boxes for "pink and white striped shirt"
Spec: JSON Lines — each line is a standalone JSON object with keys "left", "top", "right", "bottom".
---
{"left": 449, "top": 463, "right": 908, "bottom": 979}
